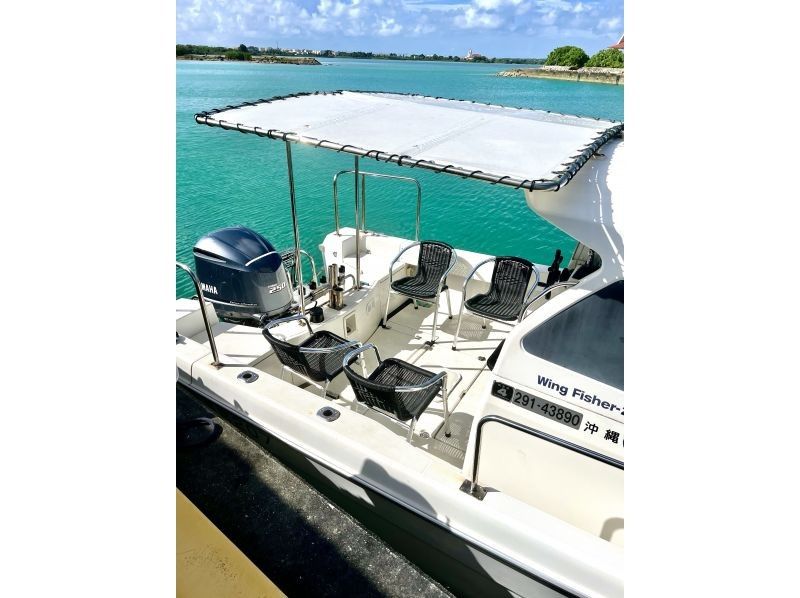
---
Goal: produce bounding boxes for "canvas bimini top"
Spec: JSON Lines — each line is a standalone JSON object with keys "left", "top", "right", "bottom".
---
{"left": 195, "top": 90, "right": 623, "bottom": 192}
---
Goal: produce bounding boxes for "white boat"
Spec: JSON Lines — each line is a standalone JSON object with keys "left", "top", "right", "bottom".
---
{"left": 176, "top": 91, "right": 624, "bottom": 597}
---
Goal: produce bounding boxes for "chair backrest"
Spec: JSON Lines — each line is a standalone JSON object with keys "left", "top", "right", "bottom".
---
{"left": 297, "top": 331, "right": 355, "bottom": 382}
{"left": 264, "top": 325, "right": 355, "bottom": 383}
{"left": 488, "top": 256, "right": 534, "bottom": 309}
{"left": 416, "top": 241, "right": 454, "bottom": 284}
{"left": 262, "top": 327, "right": 313, "bottom": 379}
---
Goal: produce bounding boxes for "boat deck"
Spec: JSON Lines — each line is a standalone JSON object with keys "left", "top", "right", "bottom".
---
{"left": 251, "top": 288, "right": 511, "bottom": 468}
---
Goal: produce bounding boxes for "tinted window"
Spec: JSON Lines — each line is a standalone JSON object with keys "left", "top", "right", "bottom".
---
{"left": 522, "top": 281, "right": 623, "bottom": 390}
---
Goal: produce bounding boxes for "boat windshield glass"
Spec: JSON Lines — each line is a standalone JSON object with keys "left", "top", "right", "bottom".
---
{"left": 522, "top": 281, "right": 624, "bottom": 390}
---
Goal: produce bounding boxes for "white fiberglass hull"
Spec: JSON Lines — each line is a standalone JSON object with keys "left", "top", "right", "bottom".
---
{"left": 182, "top": 382, "right": 578, "bottom": 598}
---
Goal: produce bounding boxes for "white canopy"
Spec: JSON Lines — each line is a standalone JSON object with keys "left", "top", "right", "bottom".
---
{"left": 196, "top": 91, "right": 622, "bottom": 191}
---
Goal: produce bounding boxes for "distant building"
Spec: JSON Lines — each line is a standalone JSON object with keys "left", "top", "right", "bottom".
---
{"left": 464, "top": 49, "right": 483, "bottom": 61}
{"left": 608, "top": 35, "right": 624, "bottom": 50}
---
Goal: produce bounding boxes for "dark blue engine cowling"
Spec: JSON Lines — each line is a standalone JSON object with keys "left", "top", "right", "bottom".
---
{"left": 193, "top": 226, "right": 293, "bottom": 323}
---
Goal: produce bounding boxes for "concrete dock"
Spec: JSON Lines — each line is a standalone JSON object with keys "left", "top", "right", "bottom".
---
{"left": 177, "top": 488, "right": 286, "bottom": 597}
{"left": 177, "top": 384, "right": 454, "bottom": 597}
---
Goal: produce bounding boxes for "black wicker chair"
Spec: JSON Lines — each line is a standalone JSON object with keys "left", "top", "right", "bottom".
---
{"left": 452, "top": 256, "right": 539, "bottom": 351}
{"left": 382, "top": 241, "right": 457, "bottom": 345}
{"left": 262, "top": 313, "right": 360, "bottom": 398}
{"left": 342, "top": 344, "right": 450, "bottom": 443}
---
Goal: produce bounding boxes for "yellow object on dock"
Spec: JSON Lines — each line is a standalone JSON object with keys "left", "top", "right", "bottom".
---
{"left": 177, "top": 489, "right": 285, "bottom": 598}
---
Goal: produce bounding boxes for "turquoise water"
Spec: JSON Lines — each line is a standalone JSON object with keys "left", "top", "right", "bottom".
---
{"left": 177, "top": 58, "right": 623, "bottom": 297}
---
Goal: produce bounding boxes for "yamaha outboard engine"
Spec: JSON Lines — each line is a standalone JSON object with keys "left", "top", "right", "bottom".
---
{"left": 193, "top": 226, "right": 293, "bottom": 324}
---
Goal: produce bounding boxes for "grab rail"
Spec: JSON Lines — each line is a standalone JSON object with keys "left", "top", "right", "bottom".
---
{"left": 461, "top": 414, "right": 623, "bottom": 500}
{"left": 517, "top": 281, "right": 578, "bottom": 323}
{"left": 281, "top": 248, "right": 319, "bottom": 286}
{"left": 299, "top": 250, "right": 318, "bottom": 285}
{"left": 176, "top": 261, "right": 222, "bottom": 367}
{"left": 332, "top": 170, "right": 422, "bottom": 241}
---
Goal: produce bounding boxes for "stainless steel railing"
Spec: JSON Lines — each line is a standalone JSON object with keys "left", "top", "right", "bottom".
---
{"left": 332, "top": 170, "right": 422, "bottom": 241}
{"left": 176, "top": 261, "right": 222, "bottom": 367}
{"left": 461, "top": 414, "right": 623, "bottom": 500}
{"left": 517, "top": 281, "right": 578, "bottom": 322}
{"left": 281, "top": 248, "right": 319, "bottom": 287}
{"left": 299, "top": 250, "right": 319, "bottom": 285}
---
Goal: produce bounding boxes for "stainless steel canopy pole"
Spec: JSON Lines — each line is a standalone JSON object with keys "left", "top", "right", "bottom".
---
{"left": 354, "top": 156, "right": 361, "bottom": 289}
{"left": 285, "top": 141, "right": 305, "bottom": 315}
{"left": 361, "top": 174, "right": 367, "bottom": 230}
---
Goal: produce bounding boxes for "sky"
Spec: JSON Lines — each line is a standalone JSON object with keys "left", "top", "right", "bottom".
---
{"left": 176, "top": 0, "right": 623, "bottom": 57}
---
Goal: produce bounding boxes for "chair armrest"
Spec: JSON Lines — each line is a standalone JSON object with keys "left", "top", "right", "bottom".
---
{"left": 461, "top": 257, "right": 496, "bottom": 297}
{"left": 263, "top": 312, "right": 313, "bottom": 334}
{"left": 300, "top": 339, "right": 361, "bottom": 355}
{"left": 441, "top": 249, "right": 458, "bottom": 287}
{"left": 387, "top": 242, "right": 421, "bottom": 284}
{"left": 393, "top": 370, "right": 447, "bottom": 393}
{"left": 343, "top": 343, "right": 382, "bottom": 368}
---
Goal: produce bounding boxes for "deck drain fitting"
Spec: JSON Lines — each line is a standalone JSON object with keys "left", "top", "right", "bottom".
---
{"left": 317, "top": 406, "right": 341, "bottom": 422}
{"left": 237, "top": 370, "right": 259, "bottom": 383}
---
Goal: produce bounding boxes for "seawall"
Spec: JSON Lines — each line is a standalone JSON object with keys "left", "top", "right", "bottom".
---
{"left": 498, "top": 66, "right": 623, "bottom": 85}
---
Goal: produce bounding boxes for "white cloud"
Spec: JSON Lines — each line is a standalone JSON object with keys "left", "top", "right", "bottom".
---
{"left": 176, "top": 0, "right": 622, "bottom": 51}
{"left": 454, "top": 6, "right": 502, "bottom": 28}
{"left": 452, "top": 0, "right": 615, "bottom": 34}
{"left": 377, "top": 17, "right": 403, "bottom": 34}
{"left": 404, "top": 1, "right": 468, "bottom": 11}
{"left": 541, "top": 9, "right": 556, "bottom": 24}
{"left": 598, "top": 15, "right": 621, "bottom": 30}
{"left": 534, "top": 0, "right": 573, "bottom": 10}
{"left": 412, "top": 21, "right": 436, "bottom": 34}
{"left": 473, "top": 0, "right": 527, "bottom": 9}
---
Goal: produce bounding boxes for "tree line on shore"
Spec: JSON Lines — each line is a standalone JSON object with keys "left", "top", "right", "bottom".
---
{"left": 176, "top": 42, "right": 622, "bottom": 68}
{"left": 176, "top": 44, "right": 544, "bottom": 64}
{"left": 544, "top": 46, "right": 623, "bottom": 69}
{"left": 177, "top": 44, "right": 252, "bottom": 60}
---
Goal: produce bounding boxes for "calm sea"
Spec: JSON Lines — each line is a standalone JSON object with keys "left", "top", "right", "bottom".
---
{"left": 176, "top": 58, "right": 623, "bottom": 297}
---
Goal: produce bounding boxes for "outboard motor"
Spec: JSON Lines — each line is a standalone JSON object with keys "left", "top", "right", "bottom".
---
{"left": 193, "top": 226, "right": 294, "bottom": 324}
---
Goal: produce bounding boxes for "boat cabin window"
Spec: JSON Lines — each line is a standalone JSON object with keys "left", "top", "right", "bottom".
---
{"left": 522, "top": 281, "right": 623, "bottom": 390}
